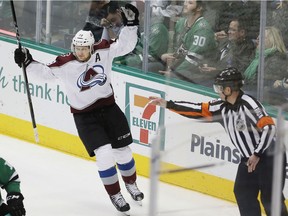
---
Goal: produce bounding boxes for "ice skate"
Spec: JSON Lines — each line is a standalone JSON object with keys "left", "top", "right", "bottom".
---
{"left": 125, "top": 182, "right": 144, "bottom": 206}
{"left": 110, "top": 192, "right": 130, "bottom": 215}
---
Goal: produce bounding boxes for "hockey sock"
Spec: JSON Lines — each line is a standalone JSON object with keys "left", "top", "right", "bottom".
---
{"left": 95, "top": 144, "right": 120, "bottom": 195}
{"left": 117, "top": 158, "right": 137, "bottom": 184}
{"left": 113, "top": 146, "right": 137, "bottom": 184}
{"left": 98, "top": 166, "right": 121, "bottom": 195}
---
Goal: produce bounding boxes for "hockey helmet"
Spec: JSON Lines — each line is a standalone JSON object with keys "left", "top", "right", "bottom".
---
{"left": 71, "top": 30, "right": 95, "bottom": 53}
{"left": 213, "top": 67, "right": 244, "bottom": 93}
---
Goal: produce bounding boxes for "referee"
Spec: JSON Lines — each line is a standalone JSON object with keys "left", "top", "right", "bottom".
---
{"left": 149, "top": 67, "right": 288, "bottom": 216}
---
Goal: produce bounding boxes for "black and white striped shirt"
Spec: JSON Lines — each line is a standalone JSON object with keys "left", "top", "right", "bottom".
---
{"left": 166, "top": 91, "right": 276, "bottom": 158}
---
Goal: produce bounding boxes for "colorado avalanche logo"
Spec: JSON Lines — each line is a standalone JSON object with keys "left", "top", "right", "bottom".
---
{"left": 77, "top": 65, "right": 107, "bottom": 91}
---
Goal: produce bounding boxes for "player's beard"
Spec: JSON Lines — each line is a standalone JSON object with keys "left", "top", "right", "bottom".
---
{"left": 76, "top": 54, "right": 91, "bottom": 62}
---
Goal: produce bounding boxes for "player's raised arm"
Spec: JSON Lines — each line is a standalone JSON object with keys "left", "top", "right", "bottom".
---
{"left": 108, "top": 3, "right": 139, "bottom": 58}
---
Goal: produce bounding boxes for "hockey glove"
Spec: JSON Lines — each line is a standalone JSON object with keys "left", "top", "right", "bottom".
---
{"left": 121, "top": 4, "right": 139, "bottom": 26}
{"left": 7, "top": 192, "right": 26, "bottom": 216}
{"left": 14, "top": 48, "right": 33, "bottom": 68}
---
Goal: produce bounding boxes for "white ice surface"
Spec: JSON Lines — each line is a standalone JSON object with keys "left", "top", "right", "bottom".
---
{"left": 0, "top": 134, "right": 240, "bottom": 216}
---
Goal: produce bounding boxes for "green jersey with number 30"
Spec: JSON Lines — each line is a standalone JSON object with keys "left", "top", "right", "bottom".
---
{"left": 172, "top": 16, "right": 217, "bottom": 83}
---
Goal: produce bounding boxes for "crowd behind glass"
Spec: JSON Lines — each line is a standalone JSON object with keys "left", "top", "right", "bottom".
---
{"left": 0, "top": 0, "right": 288, "bottom": 107}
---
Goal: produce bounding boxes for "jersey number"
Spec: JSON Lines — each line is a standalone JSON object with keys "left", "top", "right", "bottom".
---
{"left": 193, "top": 36, "right": 206, "bottom": 47}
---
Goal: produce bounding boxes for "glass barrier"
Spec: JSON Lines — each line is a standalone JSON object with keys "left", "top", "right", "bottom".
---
{"left": 0, "top": 0, "right": 287, "bottom": 107}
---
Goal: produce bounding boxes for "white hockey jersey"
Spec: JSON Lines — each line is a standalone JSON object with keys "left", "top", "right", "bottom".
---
{"left": 27, "top": 26, "right": 138, "bottom": 113}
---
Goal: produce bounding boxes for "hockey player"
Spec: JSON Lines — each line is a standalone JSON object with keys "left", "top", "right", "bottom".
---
{"left": 14, "top": 4, "right": 143, "bottom": 215}
{"left": 0, "top": 157, "right": 25, "bottom": 216}
{"left": 149, "top": 67, "right": 288, "bottom": 216}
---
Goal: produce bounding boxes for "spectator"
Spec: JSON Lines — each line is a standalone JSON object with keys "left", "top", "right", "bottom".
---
{"left": 0, "top": 157, "right": 26, "bottom": 216}
{"left": 83, "top": 1, "right": 123, "bottom": 41}
{"left": 243, "top": 26, "right": 288, "bottom": 106}
{"left": 273, "top": 76, "right": 288, "bottom": 104}
{"left": 150, "top": 0, "right": 183, "bottom": 18}
{"left": 214, "top": 0, "right": 260, "bottom": 41}
{"left": 114, "top": 1, "right": 182, "bottom": 73}
{"left": 160, "top": 0, "right": 217, "bottom": 85}
{"left": 267, "top": 0, "right": 288, "bottom": 49}
{"left": 199, "top": 17, "right": 255, "bottom": 80}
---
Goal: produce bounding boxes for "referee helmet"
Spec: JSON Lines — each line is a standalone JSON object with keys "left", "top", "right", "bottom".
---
{"left": 213, "top": 67, "right": 244, "bottom": 93}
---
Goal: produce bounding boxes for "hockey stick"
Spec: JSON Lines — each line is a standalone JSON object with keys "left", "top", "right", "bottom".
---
{"left": 10, "top": 0, "right": 39, "bottom": 143}
{"left": 158, "top": 162, "right": 225, "bottom": 174}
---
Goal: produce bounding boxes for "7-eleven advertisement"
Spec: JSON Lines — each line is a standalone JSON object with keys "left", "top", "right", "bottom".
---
{"left": 125, "top": 83, "right": 165, "bottom": 148}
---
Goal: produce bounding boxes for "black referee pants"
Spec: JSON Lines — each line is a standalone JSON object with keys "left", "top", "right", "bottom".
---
{"left": 234, "top": 154, "right": 288, "bottom": 216}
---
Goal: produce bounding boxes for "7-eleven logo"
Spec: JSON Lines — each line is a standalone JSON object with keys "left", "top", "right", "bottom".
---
{"left": 125, "top": 83, "right": 165, "bottom": 147}
{"left": 134, "top": 95, "right": 156, "bottom": 144}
